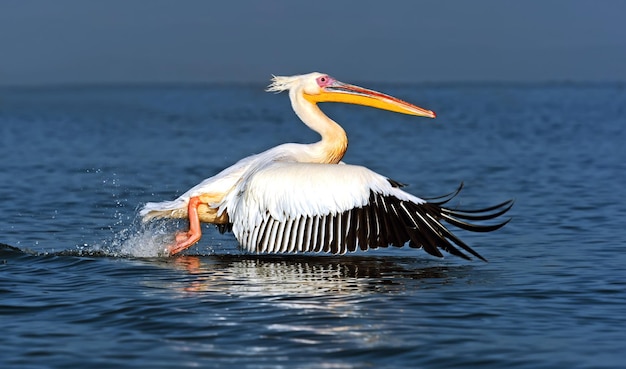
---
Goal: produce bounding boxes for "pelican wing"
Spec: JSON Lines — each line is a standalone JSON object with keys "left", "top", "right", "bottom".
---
{"left": 225, "top": 162, "right": 512, "bottom": 260}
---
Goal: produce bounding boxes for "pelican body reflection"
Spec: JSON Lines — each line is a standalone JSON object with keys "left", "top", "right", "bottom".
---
{"left": 151, "top": 255, "right": 475, "bottom": 298}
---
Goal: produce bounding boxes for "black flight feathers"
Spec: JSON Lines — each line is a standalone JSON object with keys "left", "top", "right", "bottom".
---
{"left": 217, "top": 182, "right": 512, "bottom": 260}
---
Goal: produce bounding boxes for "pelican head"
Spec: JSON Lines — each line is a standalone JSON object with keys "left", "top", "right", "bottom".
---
{"left": 267, "top": 72, "right": 436, "bottom": 118}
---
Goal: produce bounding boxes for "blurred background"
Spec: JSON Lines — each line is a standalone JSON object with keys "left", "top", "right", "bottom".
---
{"left": 1, "top": 0, "right": 625, "bottom": 86}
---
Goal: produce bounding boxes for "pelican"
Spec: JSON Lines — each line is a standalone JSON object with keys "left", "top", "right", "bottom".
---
{"left": 140, "top": 72, "right": 512, "bottom": 260}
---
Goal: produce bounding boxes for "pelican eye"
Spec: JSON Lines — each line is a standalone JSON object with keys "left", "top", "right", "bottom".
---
{"left": 316, "top": 75, "right": 333, "bottom": 87}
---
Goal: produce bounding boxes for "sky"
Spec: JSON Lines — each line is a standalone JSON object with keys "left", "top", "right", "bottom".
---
{"left": 1, "top": 0, "right": 625, "bottom": 85}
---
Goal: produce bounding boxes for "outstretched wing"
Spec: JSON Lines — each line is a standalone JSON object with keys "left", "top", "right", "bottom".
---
{"left": 224, "top": 161, "right": 512, "bottom": 261}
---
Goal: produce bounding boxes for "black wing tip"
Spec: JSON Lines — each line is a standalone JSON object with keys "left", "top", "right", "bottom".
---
{"left": 417, "top": 185, "right": 513, "bottom": 262}
{"left": 416, "top": 234, "right": 488, "bottom": 262}
{"left": 422, "top": 182, "right": 464, "bottom": 205}
{"left": 427, "top": 184, "right": 513, "bottom": 227}
{"left": 449, "top": 198, "right": 515, "bottom": 215}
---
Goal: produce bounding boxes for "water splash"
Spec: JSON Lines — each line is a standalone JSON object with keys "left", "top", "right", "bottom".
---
{"left": 113, "top": 220, "right": 176, "bottom": 257}
{"left": 87, "top": 217, "right": 180, "bottom": 258}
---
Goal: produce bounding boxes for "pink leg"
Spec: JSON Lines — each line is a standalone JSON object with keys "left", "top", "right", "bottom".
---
{"left": 168, "top": 197, "right": 203, "bottom": 255}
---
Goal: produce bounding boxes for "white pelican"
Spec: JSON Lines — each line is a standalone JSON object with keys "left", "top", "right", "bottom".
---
{"left": 140, "top": 72, "right": 512, "bottom": 260}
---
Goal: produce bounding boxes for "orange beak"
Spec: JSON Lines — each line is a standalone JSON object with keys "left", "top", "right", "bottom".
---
{"left": 304, "top": 80, "right": 436, "bottom": 118}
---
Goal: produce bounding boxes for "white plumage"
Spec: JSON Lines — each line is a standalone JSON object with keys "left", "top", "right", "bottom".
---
{"left": 226, "top": 162, "right": 423, "bottom": 253}
{"left": 140, "top": 72, "right": 512, "bottom": 259}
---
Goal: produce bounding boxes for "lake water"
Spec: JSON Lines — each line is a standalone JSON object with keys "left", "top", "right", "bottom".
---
{"left": 1, "top": 82, "right": 625, "bottom": 368}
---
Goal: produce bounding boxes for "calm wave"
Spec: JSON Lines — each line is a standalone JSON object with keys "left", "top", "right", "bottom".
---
{"left": 1, "top": 83, "right": 625, "bottom": 368}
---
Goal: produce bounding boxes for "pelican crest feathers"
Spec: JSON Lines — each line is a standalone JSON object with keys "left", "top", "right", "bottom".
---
{"left": 266, "top": 75, "right": 298, "bottom": 93}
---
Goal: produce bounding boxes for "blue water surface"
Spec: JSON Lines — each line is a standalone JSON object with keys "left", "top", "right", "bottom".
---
{"left": 1, "top": 82, "right": 625, "bottom": 368}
